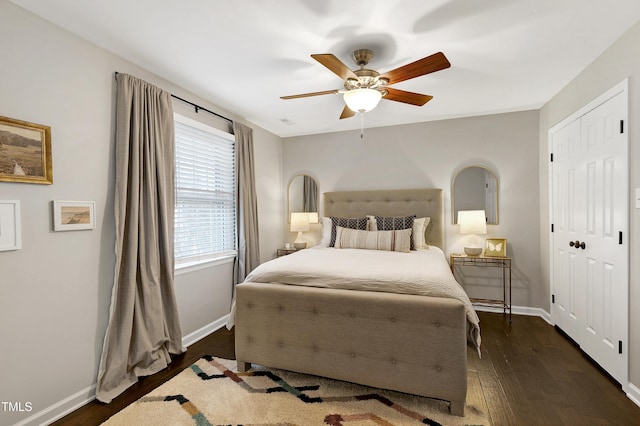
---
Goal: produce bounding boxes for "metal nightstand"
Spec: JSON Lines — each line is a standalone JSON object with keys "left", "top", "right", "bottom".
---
{"left": 450, "top": 253, "right": 512, "bottom": 321}
{"left": 276, "top": 248, "right": 299, "bottom": 258}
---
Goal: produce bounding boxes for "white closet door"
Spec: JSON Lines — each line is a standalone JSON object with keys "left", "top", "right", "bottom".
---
{"left": 577, "top": 91, "right": 628, "bottom": 384}
{"left": 550, "top": 84, "right": 628, "bottom": 386}
{"left": 551, "top": 119, "right": 584, "bottom": 341}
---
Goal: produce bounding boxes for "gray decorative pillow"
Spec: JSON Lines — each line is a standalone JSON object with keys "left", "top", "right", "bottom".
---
{"left": 375, "top": 215, "right": 416, "bottom": 250}
{"left": 329, "top": 217, "right": 368, "bottom": 247}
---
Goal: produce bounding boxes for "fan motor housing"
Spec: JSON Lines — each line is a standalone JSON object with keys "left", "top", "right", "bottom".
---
{"left": 344, "top": 70, "right": 388, "bottom": 90}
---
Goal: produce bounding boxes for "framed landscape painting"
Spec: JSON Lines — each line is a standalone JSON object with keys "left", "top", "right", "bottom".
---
{"left": 0, "top": 115, "right": 53, "bottom": 184}
{"left": 53, "top": 201, "right": 96, "bottom": 231}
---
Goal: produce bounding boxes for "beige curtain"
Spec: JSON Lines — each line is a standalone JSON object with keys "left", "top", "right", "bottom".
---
{"left": 96, "top": 73, "right": 184, "bottom": 403}
{"left": 233, "top": 122, "right": 260, "bottom": 284}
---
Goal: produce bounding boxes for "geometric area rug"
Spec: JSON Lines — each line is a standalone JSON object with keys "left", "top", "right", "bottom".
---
{"left": 102, "top": 356, "right": 489, "bottom": 426}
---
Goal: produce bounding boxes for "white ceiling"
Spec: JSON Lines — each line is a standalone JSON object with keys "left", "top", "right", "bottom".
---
{"left": 11, "top": 0, "right": 640, "bottom": 138}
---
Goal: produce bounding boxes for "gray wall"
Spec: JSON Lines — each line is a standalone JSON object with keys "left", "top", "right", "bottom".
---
{"left": 282, "top": 110, "right": 543, "bottom": 309}
{"left": 539, "top": 20, "right": 640, "bottom": 395}
{"left": 0, "top": 3, "right": 283, "bottom": 425}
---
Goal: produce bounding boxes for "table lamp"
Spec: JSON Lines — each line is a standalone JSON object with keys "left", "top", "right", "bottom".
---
{"left": 458, "top": 210, "right": 487, "bottom": 256}
{"left": 290, "top": 212, "right": 310, "bottom": 249}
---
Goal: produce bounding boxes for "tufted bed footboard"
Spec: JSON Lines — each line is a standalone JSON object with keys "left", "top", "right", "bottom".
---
{"left": 234, "top": 281, "right": 468, "bottom": 416}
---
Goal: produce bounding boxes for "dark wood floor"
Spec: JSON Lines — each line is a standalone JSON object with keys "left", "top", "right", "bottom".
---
{"left": 53, "top": 312, "right": 640, "bottom": 425}
{"left": 469, "top": 312, "right": 640, "bottom": 425}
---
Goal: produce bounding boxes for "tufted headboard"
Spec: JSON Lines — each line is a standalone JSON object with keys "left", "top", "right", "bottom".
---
{"left": 323, "top": 188, "right": 444, "bottom": 250}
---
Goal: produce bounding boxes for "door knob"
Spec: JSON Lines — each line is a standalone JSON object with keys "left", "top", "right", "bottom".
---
{"left": 570, "top": 240, "right": 586, "bottom": 249}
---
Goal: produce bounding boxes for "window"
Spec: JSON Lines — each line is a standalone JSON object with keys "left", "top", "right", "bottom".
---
{"left": 174, "top": 114, "right": 236, "bottom": 266}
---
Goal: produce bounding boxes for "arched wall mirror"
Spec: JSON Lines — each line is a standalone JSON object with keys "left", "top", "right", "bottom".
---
{"left": 288, "top": 174, "right": 319, "bottom": 221}
{"left": 452, "top": 166, "right": 498, "bottom": 224}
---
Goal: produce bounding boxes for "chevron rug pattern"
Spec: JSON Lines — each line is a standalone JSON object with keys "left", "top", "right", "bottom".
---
{"left": 102, "top": 356, "right": 488, "bottom": 425}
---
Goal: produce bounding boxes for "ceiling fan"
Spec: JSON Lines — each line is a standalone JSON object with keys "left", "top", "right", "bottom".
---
{"left": 281, "top": 49, "right": 451, "bottom": 119}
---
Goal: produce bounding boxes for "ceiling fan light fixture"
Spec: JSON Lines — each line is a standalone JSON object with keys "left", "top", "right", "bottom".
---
{"left": 343, "top": 88, "right": 382, "bottom": 113}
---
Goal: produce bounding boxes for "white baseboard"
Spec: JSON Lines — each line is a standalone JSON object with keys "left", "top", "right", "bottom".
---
{"left": 15, "top": 315, "right": 229, "bottom": 426}
{"left": 182, "top": 314, "right": 230, "bottom": 347}
{"left": 627, "top": 382, "right": 640, "bottom": 409}
{"left": 473, "top": 304, "right": 552, "bottom": 324}
{"left": 12, "top": 384, "right": 96, "bottom": 426}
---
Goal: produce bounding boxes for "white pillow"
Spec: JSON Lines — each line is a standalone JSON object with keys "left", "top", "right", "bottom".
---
{"left": 413, "top": 217, "right": 431, "bottom": 249}
{"left": 319, "top": 216, "right": 331, "bottom": 246}
{"left": 334, "top": 226, "right": 411, "bottom": 253}
{"left": 367, "top": 215, "right": 377, "bottom": 231}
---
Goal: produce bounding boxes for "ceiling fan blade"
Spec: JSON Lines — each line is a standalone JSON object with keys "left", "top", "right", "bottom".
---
{"left": 379, "top": 52, "right": 450, "bottom": 85}
{"left": 383, "top": 87, "right": 433, "bottom": 106}
{"left": 339, "top": 105, "right": 356, "bottom": 119}
{"left": 311, "top": 54, "right": 359, "bottom": 81}
{"left": 281, "top": 89, "right": 340, "bottom": 100}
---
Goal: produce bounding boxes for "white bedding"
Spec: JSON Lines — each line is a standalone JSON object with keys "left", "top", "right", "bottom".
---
{"left": 228, "top": 245, "right": 481, "bottom": 352}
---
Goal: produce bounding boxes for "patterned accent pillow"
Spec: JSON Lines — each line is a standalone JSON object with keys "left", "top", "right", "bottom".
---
{"left": 334, "top": 226, "right": 412, "bottom": 253}
{"left": 329, "top": 217, "right": 368, "bottom": 247}
{"left": 375, "top": 215, "right": 416, "bottom": 250}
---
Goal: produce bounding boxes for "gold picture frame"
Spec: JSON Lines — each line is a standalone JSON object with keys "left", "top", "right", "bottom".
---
{"left": 0, "top": 115, "right": 53, "bottom": 184}
{"left": 485, "top": 238, "right": 507, "bottom": 257}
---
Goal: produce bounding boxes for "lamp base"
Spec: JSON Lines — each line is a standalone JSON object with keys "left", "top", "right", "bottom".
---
{"left": 464, "top": 246, "right": 482, "bottom": 256}
{"left": 293, "top": 230, "right": 307, "bottom": 250}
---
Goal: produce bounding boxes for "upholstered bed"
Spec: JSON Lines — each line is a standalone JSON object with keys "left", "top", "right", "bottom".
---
{"left": 232, "top": 188, "right": 479, "bottom": 416}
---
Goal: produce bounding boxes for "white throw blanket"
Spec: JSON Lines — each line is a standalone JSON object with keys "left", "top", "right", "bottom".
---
{"left": 228, "top": 246, "right": 481, "bottom": 353}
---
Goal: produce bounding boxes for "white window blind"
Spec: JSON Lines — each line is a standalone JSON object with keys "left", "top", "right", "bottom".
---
{"left": 174, "top": 117, "right": 236, "bottom": 264}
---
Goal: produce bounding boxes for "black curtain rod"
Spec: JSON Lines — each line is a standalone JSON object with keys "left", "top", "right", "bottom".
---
{"left": 114, "top": 71, "right": 233, "bottom": 124}
{"left": 170, "top": 94, "right": 233, "bottom": 124}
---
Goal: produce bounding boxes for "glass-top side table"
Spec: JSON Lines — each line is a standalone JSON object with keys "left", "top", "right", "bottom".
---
{"left": 450, "top": 253, "right": 512, "bottom": 321}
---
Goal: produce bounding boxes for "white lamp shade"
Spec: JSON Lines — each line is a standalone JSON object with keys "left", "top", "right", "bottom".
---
{"left": 458, "top": 210, "right": 487, "bottom": 235}
{"left": 343, "top": 88, "right": 382, "bottom": 113}
{"left": 290, "top": 212, "right": 310, "bottom": 232}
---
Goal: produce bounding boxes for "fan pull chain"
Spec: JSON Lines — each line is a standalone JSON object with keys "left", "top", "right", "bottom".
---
{"left": 360, "top": 112, "right": 365, "bottom": 139}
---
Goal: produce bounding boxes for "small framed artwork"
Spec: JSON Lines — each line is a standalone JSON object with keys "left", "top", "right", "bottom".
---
{"left": 0, "top": 200, "right": 21, "bottom": 251}
{"left": 485, "top": 238, "right": 507, "bottom": 257}
{"left": 0, "top": 115, "right": 53, "bottom": 184}
{"left": 53, "top": 201, "right": 96, "bottom": 231}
